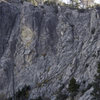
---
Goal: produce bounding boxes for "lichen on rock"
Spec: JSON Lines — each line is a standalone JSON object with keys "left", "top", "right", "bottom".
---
{"left": 21, "top": 26, "right": 34, "bottom": 48}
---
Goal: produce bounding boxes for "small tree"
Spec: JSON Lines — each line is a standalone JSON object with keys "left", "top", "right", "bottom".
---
{"left": 91, "top": 62, "right": 100, "bottom": 100}
{"left": 70, "top": 0, "right": 74, "bottom": 6}
{"left": 68, "top": 77, "right": 80, "bottom": 100}
{"left": 69, "top": 0, "right": 80, "bottom": 8}
{"left": 22, "top": 0, "right": 43, "bottom": 5}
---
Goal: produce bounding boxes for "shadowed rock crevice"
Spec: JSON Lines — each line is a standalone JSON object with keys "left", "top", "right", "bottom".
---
{"left": 0, "top": 2, "right": 19, "bottom": 59}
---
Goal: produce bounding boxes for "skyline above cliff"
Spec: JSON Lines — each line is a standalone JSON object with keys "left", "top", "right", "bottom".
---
{"left": 62, "top": 0, "right": 100, "bottom": 4}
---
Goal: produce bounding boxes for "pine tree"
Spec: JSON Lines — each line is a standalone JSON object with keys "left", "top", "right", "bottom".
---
{"left": 68, "top": 77, "right": 80, "bottom": 100}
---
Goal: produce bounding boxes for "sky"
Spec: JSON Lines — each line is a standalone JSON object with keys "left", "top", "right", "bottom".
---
{"left": 96, "top": 0, "right": 100, "bottom": 3}
{"left": 62, "top": 0, "right": 100, "bottom": 4}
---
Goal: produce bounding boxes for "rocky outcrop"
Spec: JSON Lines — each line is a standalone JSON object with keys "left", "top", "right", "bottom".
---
{"left": 0, "top": 1, "right": 100, "bottom": 100}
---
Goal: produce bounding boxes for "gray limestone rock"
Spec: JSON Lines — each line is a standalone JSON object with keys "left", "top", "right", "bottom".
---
{"left": 0, "top": 1, "right": 100, "bottom": 100}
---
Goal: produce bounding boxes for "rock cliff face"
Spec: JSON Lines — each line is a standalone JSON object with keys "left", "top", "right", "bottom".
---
{"left": 0, "top": 1, "right": 100, "bottom": 100}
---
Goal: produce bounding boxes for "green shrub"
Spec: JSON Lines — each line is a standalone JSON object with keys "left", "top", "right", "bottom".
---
{"left": 68, "top": 77, "right": 80, "bottom": 99}
{"left": 7, "top": 85, "right": 31, "bottom": 100}
{"left": 16, "top": 85, "right": 31, "bottom": 100}
{"left": 68, "top": 77, "right": 80, "bottom": 93}
{"left": 44, "top": 1, "right": 57, "bottom": 6}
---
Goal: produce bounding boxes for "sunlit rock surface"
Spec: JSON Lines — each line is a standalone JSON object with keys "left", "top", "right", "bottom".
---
{"left": 0, "top": 1, "right": 100, "bottom": 100}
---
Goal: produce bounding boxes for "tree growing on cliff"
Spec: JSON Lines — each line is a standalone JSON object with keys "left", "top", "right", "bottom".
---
{"left": 91, "top": 62, "right": 100, "bottom": 100}
{"left": 22, "top": 0, "right": 60, "bottom": 5}
{"left": 22, "top": 0, "right": 43, "bottom": 5}
{"left": 69, "top": 0, "right": 79, "bottom": 8}
{"left": 68, "top": 77, "right": 80, "bottom": 100}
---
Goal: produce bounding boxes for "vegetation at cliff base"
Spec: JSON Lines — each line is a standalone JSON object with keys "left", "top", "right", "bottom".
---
{"left": 8, "top": 85, "right": 31, "bottom": 100}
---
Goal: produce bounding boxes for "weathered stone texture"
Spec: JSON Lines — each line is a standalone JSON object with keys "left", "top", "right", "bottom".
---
{"left": 0, "top": 1, "right": 100, "bottom": 100}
